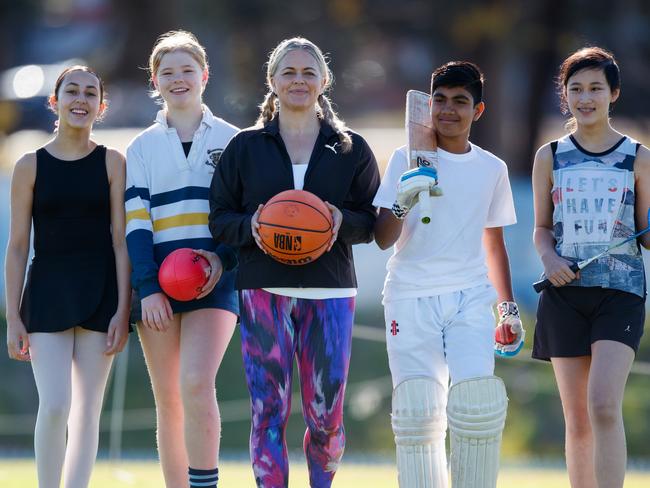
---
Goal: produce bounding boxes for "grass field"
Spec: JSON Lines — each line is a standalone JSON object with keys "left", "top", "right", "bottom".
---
{"left": 2, "top": 460, "right": 650, "bottom": 487}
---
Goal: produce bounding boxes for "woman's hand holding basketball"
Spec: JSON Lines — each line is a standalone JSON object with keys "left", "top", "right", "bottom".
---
{"left": 141, "top": 292, "right": 173, "bottom": 332}
{"left": 325, "top": 202, "right": 342, "bottom": 251}
{"left": 251, "top": 204, "right": 266, "bottom": 253}
{"left": 6, "top": 316, "right": 30, "bottom": 361}
{"left": 105, "top": 311, "right": 129, "bottom": 355}
{"left": 193, "top": 249, "right": 223, "bottom": 299}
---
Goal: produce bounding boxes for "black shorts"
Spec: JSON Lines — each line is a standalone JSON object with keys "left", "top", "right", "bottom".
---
{"left": 532, "top": 286, "right": 645, "bottom": 361}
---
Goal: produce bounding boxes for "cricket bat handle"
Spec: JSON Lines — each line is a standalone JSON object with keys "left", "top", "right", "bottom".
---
{"left": 532, "top": 262, "right": 580, "bottom": 293}
{"left": 419, "top": 190, "right": 431, "bottom": 224}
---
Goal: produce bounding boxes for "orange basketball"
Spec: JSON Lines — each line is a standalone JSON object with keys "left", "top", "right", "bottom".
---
{"left": 258, "top": 190, "right": 333, "bottom": 265}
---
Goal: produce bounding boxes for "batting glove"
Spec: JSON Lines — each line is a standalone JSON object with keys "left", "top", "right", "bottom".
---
{"left": 391, "top": 166, "right": 439, "bottom": 220}
{"left": 494, "top": 301, "right": 525, "bottom": 357}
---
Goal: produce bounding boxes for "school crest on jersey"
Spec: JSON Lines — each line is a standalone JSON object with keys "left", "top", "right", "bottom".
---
{"left": 205, "top": 148, "right": 224, "bottom": 171}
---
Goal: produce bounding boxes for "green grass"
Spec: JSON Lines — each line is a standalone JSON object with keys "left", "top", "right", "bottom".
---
{"left": 1, "top": 460, "right": 650, "bottom": 487}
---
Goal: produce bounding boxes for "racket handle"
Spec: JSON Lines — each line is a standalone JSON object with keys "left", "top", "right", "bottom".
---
{"left": 419, "top": 190, "right": 431, "bottom": 224}
{"left": 533, "top": 262, "right": 581, "bottom": 293}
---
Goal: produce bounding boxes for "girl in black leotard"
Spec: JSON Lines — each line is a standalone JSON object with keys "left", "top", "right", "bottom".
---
{"left": 5, "top": 66, "right": 130, "bottom": 488}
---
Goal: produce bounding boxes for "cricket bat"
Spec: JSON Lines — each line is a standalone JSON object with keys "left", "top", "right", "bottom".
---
{"left": 406, "top": 89, "right": 442, "bottom": 224}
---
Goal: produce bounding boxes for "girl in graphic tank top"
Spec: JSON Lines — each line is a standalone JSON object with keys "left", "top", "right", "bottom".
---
{"left": 532, "top": 47, "right": 650, "bottom": 488}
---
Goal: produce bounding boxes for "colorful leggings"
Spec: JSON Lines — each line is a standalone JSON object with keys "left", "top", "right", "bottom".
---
{"left": 240, "top": 289, "right": 355, "bottom": 488}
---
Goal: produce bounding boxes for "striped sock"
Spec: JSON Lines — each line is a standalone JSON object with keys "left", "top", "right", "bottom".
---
{"left": 188, "top": 467, "right": 219, "bottom": 488}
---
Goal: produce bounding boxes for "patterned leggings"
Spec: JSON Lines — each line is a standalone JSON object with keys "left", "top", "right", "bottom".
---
{"left": 240, "top": 289, "right": 355, "bottom": 488}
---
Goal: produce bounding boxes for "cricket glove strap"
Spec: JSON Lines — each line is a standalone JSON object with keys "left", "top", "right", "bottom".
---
{"left": 392, "top": 166, "right": 439, "bottom": 219}
{"left": 494, "top": 301, "right": 525, "bottom": 357}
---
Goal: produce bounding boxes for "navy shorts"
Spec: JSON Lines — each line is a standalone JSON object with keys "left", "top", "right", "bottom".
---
{"left": 533, "top": 285, "right": 645, "bottom": 361}
{"left": 130, "top": 268, "right": 239, "bottom": 325}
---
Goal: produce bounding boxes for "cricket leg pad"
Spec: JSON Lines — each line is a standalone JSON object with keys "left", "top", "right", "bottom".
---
{"left": 392, "top": 377, "right": 448, "bottom": 488}
{"left": 447, "top": 376, "right": 507, "bottom": 488}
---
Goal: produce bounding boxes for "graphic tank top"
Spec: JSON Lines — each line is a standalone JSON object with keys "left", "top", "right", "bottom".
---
{"left": 551, "top": 134, "right": 645, "bottom": 297}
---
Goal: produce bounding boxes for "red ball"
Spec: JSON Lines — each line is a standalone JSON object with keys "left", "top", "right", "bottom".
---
{"left": 494, "top": 323, "right": 516, "bottom": 345}
{"left": 158, "top": 248, "right": 211, "bottom": 301}
{"left": 257, "top": 189, "right": 333, "bottom": 266}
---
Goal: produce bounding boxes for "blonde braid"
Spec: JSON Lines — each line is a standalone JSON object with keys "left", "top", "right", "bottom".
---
{"left": 255, "top": 91, "right": 278, "bottom": 126}
{"left": 318, "top": 94, "right": 352, "bottom": 153}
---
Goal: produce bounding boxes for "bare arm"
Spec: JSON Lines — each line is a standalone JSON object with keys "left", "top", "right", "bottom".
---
{"left": 482, "top": 227, "right": 514, "bottom": 302}
{"left": 532, "top": 144, "right": 557, "bottom": 259}
{"left": 5, "top": 153, "right": 36, "bottom": 360}
{"left": 105, "top": 148, "right": 130, "bottom": 354}
{"left": 634, "top": 145, "right": 650, "bottom": 250}
{"left": 374, "top": 207, "right": 404, "bottom": 250}
{"left": 532, "top": 144, "right": 576, "bottom": 286}
{"left": 488, "top": 225, "right": 526, "bottom": 357}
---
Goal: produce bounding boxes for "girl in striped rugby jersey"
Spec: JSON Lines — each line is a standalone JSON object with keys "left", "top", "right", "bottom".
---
{"left": 125, "top": 31, "right": 238, "bottom": 488}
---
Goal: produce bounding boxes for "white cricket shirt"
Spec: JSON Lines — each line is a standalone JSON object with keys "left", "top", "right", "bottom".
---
{"left": 373, "top": 144, "right": 517, "bottom": 302}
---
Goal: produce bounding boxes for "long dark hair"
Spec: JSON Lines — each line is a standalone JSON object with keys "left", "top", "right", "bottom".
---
{"left": 557, "top": 46, "right": 620, "bottom": 116}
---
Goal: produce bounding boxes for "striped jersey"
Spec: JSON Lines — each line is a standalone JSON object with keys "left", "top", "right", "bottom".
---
{"left": 125, "top": 105, "right": 238, "bottom": 298}
{"left": 551, "top": 134, "right": 645, "bottom": 297}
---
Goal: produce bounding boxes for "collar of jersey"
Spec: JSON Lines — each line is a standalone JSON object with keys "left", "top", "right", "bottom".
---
{"left": 154, "top": 104, "right": 217, "bottom": 131}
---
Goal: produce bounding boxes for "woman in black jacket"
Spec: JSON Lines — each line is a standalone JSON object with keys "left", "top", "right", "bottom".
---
{"left": 209, "top": 37, "right": 380, "bottom": 488}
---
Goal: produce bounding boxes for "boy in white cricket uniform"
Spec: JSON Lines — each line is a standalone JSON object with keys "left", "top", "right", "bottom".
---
{"left": 373, "top": 61, "right": 524, "bottom": 488}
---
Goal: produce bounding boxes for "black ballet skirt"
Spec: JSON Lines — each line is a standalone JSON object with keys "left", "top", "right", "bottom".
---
{"left": 19, "top": 145, "right": 119, "bottom": 333}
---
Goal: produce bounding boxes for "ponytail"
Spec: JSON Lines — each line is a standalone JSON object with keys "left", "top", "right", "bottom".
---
{"left": 255, "top": 91, "right": 278, "bottom": 126}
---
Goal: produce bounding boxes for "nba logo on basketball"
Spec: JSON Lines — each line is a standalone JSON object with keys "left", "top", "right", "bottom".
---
{"left": 273, "top": 233, "right": 302, "bottom": 251}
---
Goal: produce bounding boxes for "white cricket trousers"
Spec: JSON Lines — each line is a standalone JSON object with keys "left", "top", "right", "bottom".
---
{"left": 385, "top": 284, "right": 497, "bottom": 389}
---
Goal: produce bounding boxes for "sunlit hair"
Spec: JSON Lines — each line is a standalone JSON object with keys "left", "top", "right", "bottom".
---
{"left": 256, "top": 37, "right": 352, "bottom": 153}
{"left": 148, "top": 30, "right": 209, "bottom": 102}
{"left": 430, "top": 61, "right": 484, "bottom": 105}
{"left": 48, "top": 65, "right": 107, "bottom": 128}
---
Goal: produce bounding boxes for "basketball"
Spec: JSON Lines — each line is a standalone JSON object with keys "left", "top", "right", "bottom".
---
{"left": 158, "top": 248, "right": 211, "bottom": 301}
{"left": 257, "top": 189, "right": 333, "bottom": 265}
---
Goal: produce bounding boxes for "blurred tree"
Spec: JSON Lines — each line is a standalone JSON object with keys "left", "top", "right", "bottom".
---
{"left": 514, "top": 0, "right": 566, "bottom": 172}
{"left": 0, "top": 0, "right": 40, "bottom": 69}
{"left": 111, "top": 0, "right": 180, "bottom": 83}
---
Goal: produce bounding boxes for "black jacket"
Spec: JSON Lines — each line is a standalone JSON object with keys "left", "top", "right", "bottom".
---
{"left": 209, "top": 117, "right": 380, "bottom": 289}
